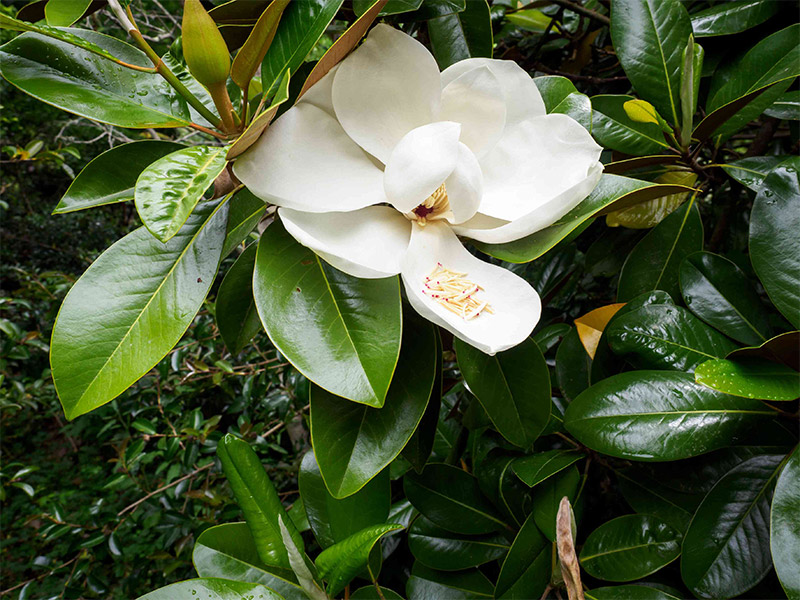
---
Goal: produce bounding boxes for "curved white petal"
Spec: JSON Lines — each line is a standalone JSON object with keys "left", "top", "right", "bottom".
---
{"left": 439, "top": 66, "right": 506, "bottom": 156}
{"left": 384, "top": 121, "right": 461, "bottom": 213}
{"left": 446, "top": 143, "right": 483, "bottom": 225}
{"left": 452, "top": 162, "right": 603, "bottom": 244}
{"left": 234, "top": 104, "right": 385, "bottom": 213}
{"left": 332, "top": 24, "right": 441, "bottom": 163}
{"left": 297, "top": 63, "right": 339, "bottom": 118}
{"left": 401, "top": 222, "right": 540, "bottom": 355}
{"left": 280, "top": 206, "right": 411, "bottom": 279}
{"left": 441, "top": 58, "right": 546, "bottom": 127}
{"left": 478, "top": 113, "right": 603, "bottom": 222}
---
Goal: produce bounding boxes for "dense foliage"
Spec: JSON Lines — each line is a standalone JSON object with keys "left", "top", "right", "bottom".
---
{"left": 1, "top": 0, "right": 798, "bottom": 599}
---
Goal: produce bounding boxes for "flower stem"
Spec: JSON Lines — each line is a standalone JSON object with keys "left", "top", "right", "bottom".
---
{"left": 207, "top": 81, "right": 237, "bottom": 134}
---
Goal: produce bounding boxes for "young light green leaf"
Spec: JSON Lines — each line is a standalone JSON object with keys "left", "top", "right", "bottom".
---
{"left": 44, "top": 0, "right": 92, "bottom": 26}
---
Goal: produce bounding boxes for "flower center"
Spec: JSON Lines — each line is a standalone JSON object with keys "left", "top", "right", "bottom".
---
{"left": 422, "top": 263, "right": 494, "bottom": 321}
{"left": 410, "top": 184, "right": 451, "bottom": 225}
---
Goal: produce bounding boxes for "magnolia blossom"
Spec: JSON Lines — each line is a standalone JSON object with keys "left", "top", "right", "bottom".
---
{"left": 234, "top": 25, "right": 602, "bottom": 355}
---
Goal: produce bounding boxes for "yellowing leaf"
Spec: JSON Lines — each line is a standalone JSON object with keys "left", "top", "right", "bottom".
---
{"left": 574, "top": 303, "right": 626, "bottom": 359}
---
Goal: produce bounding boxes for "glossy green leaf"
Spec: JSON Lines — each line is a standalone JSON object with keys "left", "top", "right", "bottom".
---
{"left": 564, "top": 371, "right": 780, "bottom": 461}
{"left": 193, "top": 523, "right": 305, "bottom": 599}
{"left": 681, "top": 453, "right": 786, "bottom": 598}
{"left": 456, "top": 337, "right": 550, "bottom": 448}
{"left": 44, "top": 0, "right": 91, "bottom": 27}
{"left": 695, "top": 358, "right": 800, "bottom": 401}
{"left": 0, "top": 30, "right": 197, "bottom": 128}
{"left": 402, "top": 331, "right": 443, "bottom": 472}
{"left": 253, "top": 219, "right": 402, "bottom": 407}
{"left": 351, "top": 586, "right": 403, "bottom": 600}
{"left": 53, "top": 141, "right": 183, "bottom": 215}
{"left": 765, "top": 90, "right": 800, "bottom": 120}
{"left": 690, "top": 0, "right": 778, "bottom": 37}
{"left": 532, "top": 465, "right": 580, "bottom": 542}
{"left": 610, "top": 0, "right": 692, "bottom": 125}
{"left": 728, "top": 331, "right": 800, "bottom": 371}
{"left": 477, "top": 174, "right": 695, "bottom": 264}
{"left": 580, "top": 515, "right": 681, "bottom": 581}
{"left": 720, "top": 156, "right": 788, "bottom": 192}
{"left": 216, "top": 244, "right": 262, "bottom": 354}
{"left": 137, "top": 578, "right": 281, "bottom": 600}
{"left": 135, "top": 146, "right": 228, "bottom": 243}
{"left": 475, "top": 453, "right": 530, "bottom": 529}
{"left": 315, "top": 523, "right": 402, "bottom": 596}
{"left": 494, "top": 513, "right": 550, "bottom": 599}
{"left": 51, "top": 196, "right": 228, "bottom": 420}
{"left": 408, "top": 516, "right": 509, "bottom": 571}
{"left": 551, "top": 91, "right": 593, "bottom": 132}
{"left": 772, "top": 445, "right": 800, "bottom": 599}
{"left": 406, "top": 563, "right": 494, "bottom": 599}
{"left": 591, "top": 95, "right": 670, "bottom": 155}
{"left": 607, "top": 304, "right": 737, "bottom": 372}
{"left": 534, "top": 76, "right": 578, "bottom": 111}
{"left": 216, "top": 434, "right": 303, "bottom": 570}
{"left": 299, "top": 451, "right": 389, "bottom": 549}
{"left": 586, "top": 585, "right": 681, "bottom": 600}
{"left": 750, "top": 158, "right": 800, "bottom": 329}
{"left": 260, "top": 0, "right": 344, "bottom": 94}
{"left": 427, "top": 0, "right": 492, "bottom": 69}
{"left": 222, "top": 188, "right": 266, "bottom": 259}
{"left": 512, "top": 450, "right": 585, "bottom": 488}
{"left": 615, "top": 468, "right": 696, "bottom": 531}
{"left": 353, "top": 0, "right": 422, "bottom": 16}
{"left": 556, "top": 328, "right": 592, "bottom": 401}
{"left": 617, "top": 201, "right": 703, "bottom": 302}
{"left": 309, "top": 313, "right": 436, "bottom": 498}
{"left": 404, "top": 463, "right": 508, "bottom": 535}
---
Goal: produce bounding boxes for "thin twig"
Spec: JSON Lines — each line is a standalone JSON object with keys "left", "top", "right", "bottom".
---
{"left": 548, "top": 0, "right": 610, "bottom": 26}
{"left": 117, "top": 462, "right": 213, "bottom": 517}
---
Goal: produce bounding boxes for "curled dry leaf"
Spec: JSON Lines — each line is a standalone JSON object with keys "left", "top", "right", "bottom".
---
{"left": 557, "top": 496, "right": 585, "bottom": 600}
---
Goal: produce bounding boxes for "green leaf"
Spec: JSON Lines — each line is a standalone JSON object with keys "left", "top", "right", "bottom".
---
{"left": 534, "top": 76, "right": 578, "bottom": 111}
{"left": 406, "top": 563, "right": 494, "bottom": 599}
{"left": 353, "top": 0, "right": 423, "bottom": 16}
{"left": 44, "top": 0, "right": 91, "bottom": 27}
{"left": 216, "top": 434, "right": 303, "bottom": 570}
{"left": 253, "top": 219, "right": 402, "bottom": 407}
{"left": 580, "top": 515, "right": 681, "bottom": 582}
{"left": 404, "top": 463, "right": 508, "bottom": 535}
{"left": 351, "top": 586, "right": 403, "bottom": 600}
{"left": 278, "top": 516, "right": 327, "bottom": 600}
{"left": 298, "top": 451, "right": 390, "bottom": 549}
{"left": 750, "top": 158, "right": 800, "bottom": 329}
{"left": 728, "top": 331, "right": 800, "bottom": 371}
{"left": 231, "top": 0, "right": 291, "bottom": 89}
{"left": 615, "top": 468, "right": 696, "bottom": 531}
{"left": 695, "top": 358, "right": 800, "bottom": 401}
{"left": 591, "top": 95, "right": 671, "bottom": 155}
{"left": 51, "top": 196, "right": 228, "bottom": 420}
{"left": 222, "top": 188, "right": 266, "bottom": 259}
{"left": 476, "top": 174, "right": 695, "bottom": 264}
{"left": 720, "top": 156, "right": 788, "bottom": 192}
{"left": 135, "top": 146, "right": 228, "bottom": 243}
{"left": 137, "top": 578, "right": 282, "bottom": 600}
{"left": 216, "top": 244, "right": 262, "bottom": 354}
{"left": 260, "top": 0, "right": 344, "bottom": 94}
{"left": 512, "top": 450, "right": 585, "bottom": 488}
{"left": 494, "top": 513, "right": 551, "bottom": 599}
{"left": 315, "top": 523, "right": 402, "bottom": 596}
{"left": 193, "top": 523, "right": 305, "bottom": 598}
{"left": 427, "top": 0, "right": 492, "bottom": 69}
{"left": 556, "top": 328, "right": 592, "bottom": 401}
{"left": 456, "top": 337, "right": 550, "bottom": 448}
{"left": 680, "top": 251, "right": 770, "bottom": 346}
{"left": 564, "top": 371, "right": 781, "bottom": 461}
{"left": 765, "top": 90, "right": 800, "bottom": 120}
{"left": 0, "top": 30, "right": 197, "bottom": 128}
{"left": 690, "top": 0, "right": 778, "bottom": 37}
{"left": 607, "top": 304, "right": 738, "bottom": 372}
{"left": 681, "top": 453, "right": 786, "bottom": 598}
{"left": 772, "top": 445, "right": 800, "bottom": 599}
{"left": 586, "top": 585, "right": 681, "bottom": 600}
{"left": 610, "top": 0, "right": 692, "bottom": 125}
{"left": 408, "top": 516, "right": 509, "bottom": 571}
{"left": 402, "top": 331, "right": 443, "bottom": 472}
{"left": 532, "top": 465, "right": 581, "bottom": 542}
{"left": 475, "top": 454, "right": 529, "bottom": 529}
{"left": 53, "top": 141, "right": 183, "bottom": 215}
{"left": 679, "top": 36, "right": 702, "bottom": 147}
{"left": 617, "top": 200, "right": 703, "bottom": 301}
{"left": 309, "top": 312, "right": 436, "bottom": 498}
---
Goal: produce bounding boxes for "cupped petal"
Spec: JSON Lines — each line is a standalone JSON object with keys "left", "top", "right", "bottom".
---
{"left": 297, "top": 63, "right": 339, "bottom": 118}
{"left": 233, "top": 103, "right": 385, "bottom": 213}
{"left": 401, "top": 222, "right": 540, "bottom": 355}
{"left": 332, "top": 24, "right": 442, "bottom": 163}
{"left": 441, "top": 58, "right": 546, "bottom": 127}
{"left": 280, "top": 206, "right": 411, "bottom": 279}
{"left": 439, "top": 65, "right": 506, "bottom": 156}
{"left": 478, "top": 113, "right": 603, "bottom": 222}
{"left": 452, "top": 162, "right": 603, "bottom": 244}
{"left": 384, "top": 121, "right": 461, "bottom": 213}
{"left": 445, "top": 143, "right": 483, "bottom": 225}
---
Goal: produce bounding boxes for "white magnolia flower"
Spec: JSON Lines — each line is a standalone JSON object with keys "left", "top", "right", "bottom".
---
{"left": 234, "top": 25, "right": 603, "bottom": 355}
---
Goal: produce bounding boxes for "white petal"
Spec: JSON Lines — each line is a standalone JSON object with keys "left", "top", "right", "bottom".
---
{"left": 441, "top": 58, "right": 546, "bottom": 127}
{"left": 401, "top": 222, "right": 540, "bottom": 355}
{"left": 478, "top": 113, "right": 603, "bottom": 222}
{"left": 452, "top": 163, "right": 603, "bottom": 244}
{"left": 233, "top": 103, "right": 385, "bottom": 213}
{"left": 332, "top": 24, "right": 441, "bottom": 163}
{"left": 439, "top": 66, "right": 506, "bottom": 156}
{"left": 280, "top": 206, "right": 411, "bottom": 279}
{"left": 296, "top": 63, "right": 339, "bottom": 118}
{"left": 446, "top": 143, "right": 483, "bottom": 225}
{"left": 384, "top": 122, "right": 461, "bottom": 213}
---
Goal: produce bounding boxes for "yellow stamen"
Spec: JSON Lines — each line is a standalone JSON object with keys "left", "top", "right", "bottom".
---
{"left": 410, "top": 184, "right": 451, "bottom": 225}
{"left": 422, "top": 263, "right": 494, "bottom": 320}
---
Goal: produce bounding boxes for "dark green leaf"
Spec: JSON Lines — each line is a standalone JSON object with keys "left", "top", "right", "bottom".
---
{"left": 556, "top": 328, "right": 592, "bottom": 402}
{"left": 427, "top": 0, "right": 492, "bottom": 69}
{"left": 771, "top": 445, "right": 800, "bottom": 598}
{"left": 591, "top": 95, "right": 671, "bottom": 155}
{"left": 532, "top": 466, "right": 580, "bottom": 542}
{"left": 406, "top": 563, "right": 494, "bottom": 599}
{"left": 728, "top": 331, "right": 800, "bottom": 371}
{"left": 353, "top": 0, "right": 423, "bottom": 16}
{"left": 253, "top": 219, "right": 402, "bottom": 407}
{"left": 586, "top": 585, "right": 681, "bottom": 600}
{"left": 408, "top": 515, "right": 509, "bottom": 571}
{"left": 615, "top": 468, "right": 697, "bottom": 531}
{"left": 494, "top": 513, "right": 550, "bottom": 599}
{"left": 216, "top": 244, "right": 262, "bottom": 354}
{"left": 512, "top": 450, "right": 585, "bottom": 488}
{"left": 475, "top": 453, "right": 530, "bottom": 529}
{"left": 534, "top": 76, "right": 578, "bottom": 112}
{"left": 765, "top": 90, "right": 800, "bottom": 120}
{"left": 222, "top": 188, "right": 266, "bottom": 259}
{"left": 695, "top": 358, "right": 800, "bottom": 401}
{"left": 690, "top": 0, "right": 778, "bottom": 37}
{"left": 402, "top": 331, "right": 443, "bottom": 472}
{"left": 351, "top": 586, "right": 404, "bottom": 600}
{"left": 137, "top": 578, "right": 281, "bottom": 600}
{"left": 721, "top": 156, "right": 788, "bottom": 192}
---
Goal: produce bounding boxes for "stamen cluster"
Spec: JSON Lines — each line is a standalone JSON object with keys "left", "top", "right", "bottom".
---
{"left": 422, "top": 263, "right": 494, "bottom": 320}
